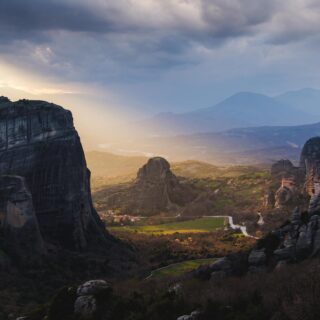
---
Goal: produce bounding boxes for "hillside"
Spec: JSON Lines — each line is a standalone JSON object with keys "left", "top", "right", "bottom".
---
{"left": 127, "top": 122, "right": 320, "bottom": 165}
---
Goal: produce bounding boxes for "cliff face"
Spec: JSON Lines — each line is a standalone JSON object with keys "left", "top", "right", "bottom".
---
{"left": 0, "top": 98, "right": 108, "bottom": 251}
{"left": 300, "top": 137, "right": 320, "bottom": 213}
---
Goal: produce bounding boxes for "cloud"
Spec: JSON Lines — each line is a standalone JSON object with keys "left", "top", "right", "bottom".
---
{"left": 265, "top": 0, "right": 320, "bottom": 44}
{"left": 1, "top": 0, "right": 320, "bottom": 116}
{"left": 0, "top": 0, "right": 283, "bottom": 83}
{"left": 0, "top": 0, "right": 277, "bottom": 42}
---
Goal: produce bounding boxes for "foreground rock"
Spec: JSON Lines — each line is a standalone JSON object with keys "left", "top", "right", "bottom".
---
{"left": 17, "top": 280, "right": 112, "bottom": 320}
{"left": 177, "top": 310, "right": 200, "bottom": 320}
{"left": 74, "top": 280, "right": 110, "bottom": 320}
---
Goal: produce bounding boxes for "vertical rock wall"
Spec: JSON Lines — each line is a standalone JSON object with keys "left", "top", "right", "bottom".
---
{"left": 0, "top": 98, "right": 108, "bottom": 251}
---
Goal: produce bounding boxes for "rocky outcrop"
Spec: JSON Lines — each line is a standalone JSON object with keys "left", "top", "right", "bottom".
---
{"left": 271, "top": 159, "right": 296, "bottom": 178}
{"left": 177, "top": 311, "right": 200, "bottom": 320}
{"left": 74, "top": 280, "right": 111, "bottom": 320}
{"left": 0, "top": 97, "right": 109, "bottom": 252}
{"left": 300, "top": 137, "right": 320, "bottom": 213}
{"left": 17, "top": 280, "right": 112, "bottom": 320}
{"left": 104, "top": 157, "right": 197, "bottom": 215}
{"left": 263, "top": 190, "right": 275, "bottom": 208}
{"left": 201, "top": 138, "right": 320, "bottom": 277}
{"left": 274, "top": 184, "right": 296, "bottom": 208}
{"left": 266, "top": 156, "right": 308, "bottom": 209}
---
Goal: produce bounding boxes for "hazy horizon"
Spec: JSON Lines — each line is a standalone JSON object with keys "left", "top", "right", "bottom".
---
{"left": 2, "top": 1, "right": 320, "bottom": 157}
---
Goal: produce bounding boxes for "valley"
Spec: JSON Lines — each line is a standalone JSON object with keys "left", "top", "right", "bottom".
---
{"left": 1, "top": 97, "right": 320, "bottom": 320}
{"left": 4, "top": 1, "right": 320, "bottom": 319}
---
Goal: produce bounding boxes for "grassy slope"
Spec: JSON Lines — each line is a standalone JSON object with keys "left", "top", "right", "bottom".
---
{"left": 149, "top": 258, "right": 217, "bottom": 278}
{"left": 171, "top": 161, "right": 263, "bottom": 179}
{"left": 109, "top": 217, "right": 226, "bottom": 234}
{"left": 87, "top": 151, "right": 270, "bottom": 215}
{"left": 194, "top": 170, "right": 270, "bottom": 213}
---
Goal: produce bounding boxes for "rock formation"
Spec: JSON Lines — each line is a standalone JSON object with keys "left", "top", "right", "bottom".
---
{"left": 0, "top": 97, "right": 110, "bottom": 255}
{"left": 267, "top": 158, "right": 306, "bottom": 209}
{"left": 271, "top": 159, "right": 296, "bottom": 178}
{"left": 300, "top": 137, "right": 320, "bottom": 213}
{"left": 274, "top": 178, "right": 298, "bottom": 208}
{"left": 199, "top": 137, "right": 320, "bottom": 278}
{"left": 104, "top": 157, "right": 197, "bottom": 216}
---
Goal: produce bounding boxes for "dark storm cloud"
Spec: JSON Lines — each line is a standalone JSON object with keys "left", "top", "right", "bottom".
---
{"left": 1, "top": 0, "right": 319, "bottom": 85}
{"left": 0, "top": 0, "right": 115, "bottom": 35}
{"left": 0, "top": 0, "right": 278, "bottom": 46}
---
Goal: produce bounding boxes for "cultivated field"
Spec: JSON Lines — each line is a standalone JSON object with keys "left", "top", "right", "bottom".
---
{"left": 109, "top": 217, "right": 226, "bottom": 235}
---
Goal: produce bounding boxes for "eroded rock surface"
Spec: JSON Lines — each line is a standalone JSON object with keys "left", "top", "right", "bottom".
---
{"left": 0, "top": 98, "right": 109, "bottom": 251}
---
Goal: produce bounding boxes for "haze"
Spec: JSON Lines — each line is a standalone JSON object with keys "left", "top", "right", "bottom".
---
{"left": 1, "top": 0, "right": 320, "bottom": 155}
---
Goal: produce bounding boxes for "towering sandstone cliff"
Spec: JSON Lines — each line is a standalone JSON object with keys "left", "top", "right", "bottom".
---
{"left": 0, "top": 97, "right": 109, "bottom": 256}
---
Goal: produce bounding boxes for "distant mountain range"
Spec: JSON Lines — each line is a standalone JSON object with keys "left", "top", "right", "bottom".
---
{"left": 135, "top": 89, "right": 320, "bottom": 136}
{"left": 122, "top": 121, "right": 320, "bottom": 165}
{"left": 275, "top": 88, "right": 320, "bottom": 116}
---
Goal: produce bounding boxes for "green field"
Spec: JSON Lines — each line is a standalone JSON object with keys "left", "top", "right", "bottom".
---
{"left": 148, "top": 258, "right": 217, "bottom": 278}
{"left": 109, "top": 217, "right": 226, "bottom": 235}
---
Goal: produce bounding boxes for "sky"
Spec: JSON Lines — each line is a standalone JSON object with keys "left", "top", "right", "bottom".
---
{"left": 1, "top": 0, "right": 320, "bottom": 147}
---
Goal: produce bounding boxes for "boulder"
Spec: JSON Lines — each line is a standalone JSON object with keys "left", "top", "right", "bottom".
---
{"left": 248, "top": 249, "right": 266, "bottom": 266}
{"left": 74, "top": 295, "right": 97, "bottom": 320}
{"left": 274, "top": 246, "right": 295, "bottom": 261}
{"left": 77, "top": 280, "right": 110, "bottom": 296}
{"left": 177, "top": 311, "right": 200, "bottom": 320}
